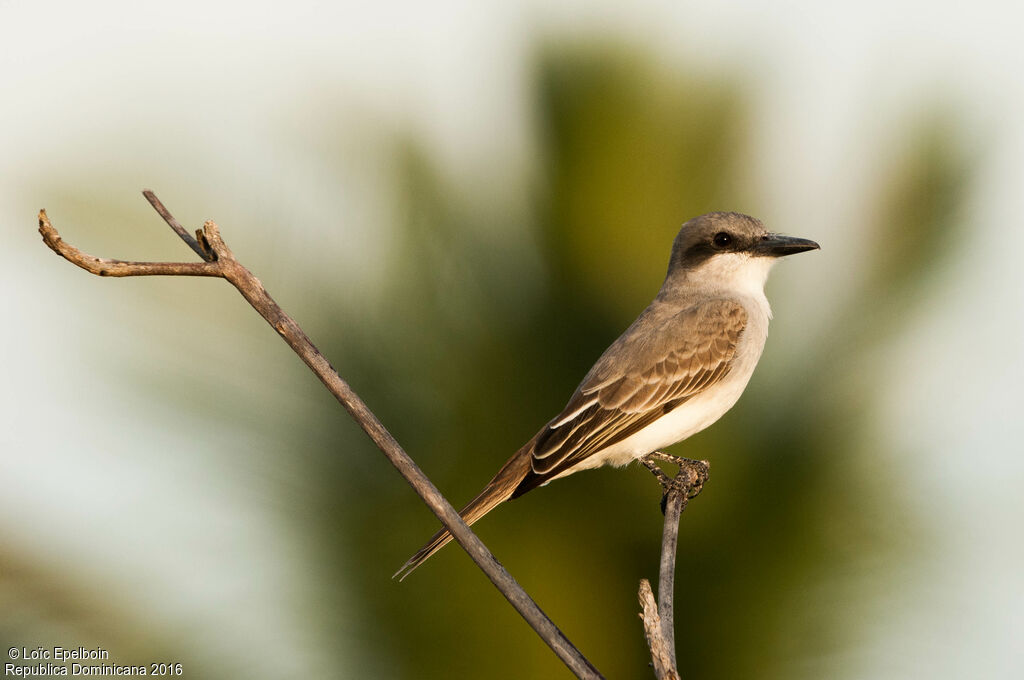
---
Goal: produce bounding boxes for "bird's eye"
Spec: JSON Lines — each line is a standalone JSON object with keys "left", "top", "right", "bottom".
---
{"left": 712, "top": 232, "right": 732, "bottom": 248}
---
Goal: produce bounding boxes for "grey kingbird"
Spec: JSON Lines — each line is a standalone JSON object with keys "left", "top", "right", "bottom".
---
{"left": 396, "top": 212, "right": 818, "bottom": 580}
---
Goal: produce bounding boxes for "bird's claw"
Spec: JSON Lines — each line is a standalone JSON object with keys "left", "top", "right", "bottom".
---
{"left": 640, "top": 452, "right": 710, "bottom": 514}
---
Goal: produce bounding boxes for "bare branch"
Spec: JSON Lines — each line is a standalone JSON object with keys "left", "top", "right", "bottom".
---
{"left": 638, "top": 579, "right": 679, "bottom": 680}
{"left": 142, "top": 189, "right": 212, "bottom": 261}
{"left": 37, "top": 193, "right": 604, "bottom": 680}
{"left": 38, "top": 210, "right": 220, "bottom": 277}
{"left": 638, "top": 453, "right": 710, "bottom": 680}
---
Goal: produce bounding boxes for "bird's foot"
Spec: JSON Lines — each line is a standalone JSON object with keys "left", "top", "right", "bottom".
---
{"left": 640, "top": 452, "right": 710, "bottom": 513}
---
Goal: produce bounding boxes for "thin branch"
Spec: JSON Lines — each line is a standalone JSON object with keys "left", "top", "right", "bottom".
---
{"left": 638, "top": 579, "right": 679, "bottom": 680}
{"left": 142, "top": 189, "right": 211, "bottom": 261}
{"left": 638, "top": 453, "right": 709, "bottom": 680}
{"left": 37, "top": 193, "right": 603, "bottom": 680}
{"left": 39, "top": 212, "right": 219, "bottom": 277}
{"left": 658, "top": 482, "right": 685, "bottom": 665}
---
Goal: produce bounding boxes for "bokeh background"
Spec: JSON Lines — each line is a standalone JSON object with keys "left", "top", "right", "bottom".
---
{"left": 2, "top": 1, "right": 1022, "bottom": 678}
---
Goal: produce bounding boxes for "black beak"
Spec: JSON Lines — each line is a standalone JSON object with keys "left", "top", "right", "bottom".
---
{"left": 753, "top": 233, "right": 820, "bottom": 258}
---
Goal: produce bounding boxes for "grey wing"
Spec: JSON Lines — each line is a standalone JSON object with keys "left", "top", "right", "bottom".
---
{"left": 515, "top": 299, "right": 747, "bottom": 494}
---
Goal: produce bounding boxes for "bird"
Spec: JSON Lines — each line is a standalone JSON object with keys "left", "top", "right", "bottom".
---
{"left": 395, "top": 212, "right": 818, "bottom": 580}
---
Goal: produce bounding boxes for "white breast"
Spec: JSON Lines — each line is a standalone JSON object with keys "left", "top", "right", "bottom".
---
{"left": 558, "top": 293, "right": 771, "bottom": 475}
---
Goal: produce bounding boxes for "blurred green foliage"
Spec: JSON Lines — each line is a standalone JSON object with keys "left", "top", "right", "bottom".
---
{"left": 299, "top": 43, "right": 971, "bottom": 679}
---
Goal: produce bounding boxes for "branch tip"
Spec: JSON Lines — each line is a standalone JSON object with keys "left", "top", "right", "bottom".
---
{"left": 141, "top": 190, "right": 212, "bottom": 261}
{"left": 638, "top": 579, "right": 678, "bottom": 680}
{"left": 38, "top": 209, "right": 65, "bottom": 256}
{"left": 36, "top": 206, "right": 222, "bottom": 278}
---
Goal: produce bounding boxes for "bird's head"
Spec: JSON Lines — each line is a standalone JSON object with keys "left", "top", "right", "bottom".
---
{"left": 665, "top": 212, "right": 819, "bottom": 296}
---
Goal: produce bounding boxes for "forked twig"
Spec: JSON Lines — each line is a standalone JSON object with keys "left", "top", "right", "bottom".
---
{"left": 38, "top": 192, "right": 603, "bottom": 680}
{"left": 142, "top": 189, "right": 212, "bottom": 261}
{"left": 638, "top": 453, "right": 710, "bottom": 679}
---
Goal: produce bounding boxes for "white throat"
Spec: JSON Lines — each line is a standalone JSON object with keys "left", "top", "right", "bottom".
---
{"left": 691, "top": 252, "right": 776, "bottom": 301}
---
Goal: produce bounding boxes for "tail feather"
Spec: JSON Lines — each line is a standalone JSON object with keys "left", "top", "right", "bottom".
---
{"left": 393, "top": 443, "right": 533, "bottom": 581}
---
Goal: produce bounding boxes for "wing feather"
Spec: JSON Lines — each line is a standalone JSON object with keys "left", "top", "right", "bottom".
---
{"left": 523, "top": 299, "right": 747, "bottom": 489}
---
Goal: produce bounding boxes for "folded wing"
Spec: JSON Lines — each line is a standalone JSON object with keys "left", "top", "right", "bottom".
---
{"left": 516, "top": 299, "right": 747, "bottom": 494}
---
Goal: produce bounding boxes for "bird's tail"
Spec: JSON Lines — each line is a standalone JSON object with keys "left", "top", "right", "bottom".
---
{"left": 393, "top": 443, "right": 534, "bottom": 581}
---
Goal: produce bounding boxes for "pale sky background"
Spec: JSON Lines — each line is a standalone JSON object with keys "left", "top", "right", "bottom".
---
{"left": 2, "top": 1, "right": 1022, "bottom": 677}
